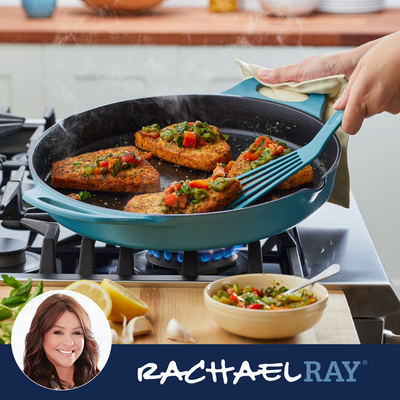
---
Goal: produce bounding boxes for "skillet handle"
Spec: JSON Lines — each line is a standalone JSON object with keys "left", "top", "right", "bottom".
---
{"left": 221, "top": 78, "right": 326, "bottom": 120}
{"left": 22, "top": 186, "right": 168, "bottom": 225}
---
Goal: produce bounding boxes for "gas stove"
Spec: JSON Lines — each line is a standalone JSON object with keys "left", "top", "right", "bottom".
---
{"left": 1, "top": 106, "right": 400, "bottom": 344}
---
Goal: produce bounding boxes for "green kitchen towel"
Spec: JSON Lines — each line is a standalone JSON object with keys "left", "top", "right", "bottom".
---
{"left": 234, "top": 58, "right": 350, "bottom": 208}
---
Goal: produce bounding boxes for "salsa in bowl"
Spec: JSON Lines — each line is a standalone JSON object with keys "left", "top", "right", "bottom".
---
{"left": 204, "top": 273, "right": 329, "bottom": 339}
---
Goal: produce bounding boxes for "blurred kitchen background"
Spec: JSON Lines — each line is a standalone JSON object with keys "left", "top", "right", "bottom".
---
{"left": 1, "top": 0, "right": 400, "bottom": 297}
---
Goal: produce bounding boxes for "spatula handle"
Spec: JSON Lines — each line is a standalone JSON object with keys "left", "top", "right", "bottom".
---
{"left": 303, "top": 109, "right": 344, "bottom": 162}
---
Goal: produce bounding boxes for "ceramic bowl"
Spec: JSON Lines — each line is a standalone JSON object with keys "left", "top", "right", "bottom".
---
{"left": 260, "top": 0, "right": 319, "bottom": 17}
{"left": 81, "top": 0, "right": 164, "bottom": 13}
{"left": 22, "top": 0, "right": 57, "bottom": 18}
{"left": 204, "top": 273, "right": 329, "bottom": 339}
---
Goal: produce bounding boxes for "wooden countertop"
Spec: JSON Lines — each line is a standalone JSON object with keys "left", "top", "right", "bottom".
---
{"left": 0, "top": 282, "right": 360, "bottom": 344}
{"left": 1, "top": 6, "right": 400, "bottom": 46}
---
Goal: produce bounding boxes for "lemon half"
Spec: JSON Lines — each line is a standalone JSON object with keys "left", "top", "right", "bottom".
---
{"left": 64, "top": 279, "right": 112, "bottom": 318}
{"left": 101, "top": 278, "right": 149, "bottom": 322}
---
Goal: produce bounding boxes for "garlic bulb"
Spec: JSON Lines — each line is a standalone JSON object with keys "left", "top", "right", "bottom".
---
{"left": 166, "top": 318, "right": 195, "bottom": 343}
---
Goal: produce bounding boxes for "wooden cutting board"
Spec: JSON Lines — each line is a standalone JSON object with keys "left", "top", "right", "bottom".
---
{"left": 0, "top": 282, "right": 359, "bottom": 344}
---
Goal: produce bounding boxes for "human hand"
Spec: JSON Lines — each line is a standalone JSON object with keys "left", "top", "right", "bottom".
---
{"left": 256, "top": 48, "right": 368, "bottom": 84}
{"left": 333, "top": 31, "right": 400, "bottom": 134}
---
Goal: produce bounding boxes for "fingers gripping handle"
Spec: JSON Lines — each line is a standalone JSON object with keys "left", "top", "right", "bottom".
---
{"left": 222, "top": 78, "right": 326, "bottom": 120}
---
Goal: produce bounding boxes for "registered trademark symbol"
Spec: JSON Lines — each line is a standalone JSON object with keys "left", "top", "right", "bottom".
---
{"left": 362, "top": 360, "right": 368, "bottom": 365}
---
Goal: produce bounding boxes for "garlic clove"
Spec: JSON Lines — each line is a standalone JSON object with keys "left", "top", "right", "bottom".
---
{"left": 130, "top": 316, "right": 154, "bottom": 336}
{"left": 122, "top": 315, "right": 153, "bottom": 339}
{"left": 111, "top": 329, "right": 119, "bottom": 344}
{"left": 166, "top": 318, "right": 195, "bottom": 343}
{"left": 114, "top": 314, "right": 153, "bottom": 344}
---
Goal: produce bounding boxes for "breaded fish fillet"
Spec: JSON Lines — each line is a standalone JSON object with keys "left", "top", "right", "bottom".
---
{"left": 125, "top": 179, "right": 242, "bottom": 215}
{"left": 51, "top": 146, "right": 160, "bottom": 193}
{"left": 227, "top": 143, "right": 314, "bottom": 190}
{"left": 134, "top": 121, "right": 232, "bottom": 171}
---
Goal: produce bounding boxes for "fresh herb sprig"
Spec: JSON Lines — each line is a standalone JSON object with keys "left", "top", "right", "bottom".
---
{"left": 0, "top": 275, "right": 43, "bottom": 344}
{"left": 78, "top": 190, "right": 92, "bottom": 201}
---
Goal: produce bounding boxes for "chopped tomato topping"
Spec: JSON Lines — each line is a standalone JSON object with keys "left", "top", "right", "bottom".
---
{"left": 171, "top": 182, "right": 182, "bottom": 191}
{"left": 212, "top": 164, "right": 226, "bottom": 177}
{"left": 188, "top": 180, "right": 210, "bottom": 190}
{"left": 243, "top": 151, "right": 260, "bottom": 161}
{"left": 224, "top": 161, "right": 235, "bottom": 172}
{"left": 107, "top": 158, "right": 120, "bottom": 172}
{"left": 121, "top": 153, "right": 141, "bottom": 165}
{"left": 177, "top": 193, "right": 189, "bottom": 209}
{"left": 229, "top": 292, "right": 239, "bottom": 302}
{"left": 164, "top": 182, "right": 182, "bottom": 196}
{"left": 247, "top": 304, "right": 263, "bottom": 310}
{"left": 163, "top": 191, "right": 188, "bottom": 209}
{"left": 196, "top": 136, "right": 207, "bottom": 146}
{"left": 183, "top": 131, "right": 198, "bottom": 148}
{"left": 163, "top": 193, "right": 179, "bottom": 207}
{"left": 141, "top": 131, "right": 160, "bottom": 139}
{"left": 99, "top": 161, "right": 109, "bottom": 168}
{"left": 212, "top": 162, "right": 234, "bottom": 180}
{"left": 251, "top": 287, "right": 262, "bottom": 297}
{"left": 268, "top": 144, "right": 278, "bottom": 154}
{"left": 256, "top": 136, "right": 274, "bottom": 147}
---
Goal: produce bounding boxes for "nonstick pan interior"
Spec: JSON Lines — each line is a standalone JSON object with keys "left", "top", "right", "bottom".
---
{"left": 33, "top": 93, "right": 340, "bottom": 212}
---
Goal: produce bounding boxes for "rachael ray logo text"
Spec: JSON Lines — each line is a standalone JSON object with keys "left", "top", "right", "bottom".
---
{"left": 137, "top": 359, "right": 363, "bottom": 385}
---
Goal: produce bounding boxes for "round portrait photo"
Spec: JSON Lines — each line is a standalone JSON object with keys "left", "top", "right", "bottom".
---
{"left": 11, "top": 290, "right": 112, "bottom": 390}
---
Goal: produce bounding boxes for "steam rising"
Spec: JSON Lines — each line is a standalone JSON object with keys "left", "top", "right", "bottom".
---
{"left": 39, "top": 3, "right": 316, "bottom": 162}
{"left": 44, "top": 4, "right": 311, "bottom": 120}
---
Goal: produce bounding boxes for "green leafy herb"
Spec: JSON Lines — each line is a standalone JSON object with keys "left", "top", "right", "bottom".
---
{"left": 0, "top": 275, "right": 43, "bottom": 344}
{"left": 78, "top": 191, "right": 92, "bottom": 201}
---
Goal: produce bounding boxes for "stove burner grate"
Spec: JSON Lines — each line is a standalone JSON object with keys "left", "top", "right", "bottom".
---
{"left": 136, "top": 250, "right": 249, "bottom": 276}
{"left": 0, "top": 237, "right": 40, "bottom": 273}
{"left": 0, "top": 237, "right": 27, "bottom": 268}
{"left": 143, "top": 245, "right": 243, "bottom": 275}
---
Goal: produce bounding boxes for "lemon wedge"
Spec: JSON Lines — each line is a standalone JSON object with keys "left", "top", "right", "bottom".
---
{"left": 100, "top": 278, "right": 149, "bottom": 322}
{"left": 64, "top": 279, "right": 112, "bottom": 318}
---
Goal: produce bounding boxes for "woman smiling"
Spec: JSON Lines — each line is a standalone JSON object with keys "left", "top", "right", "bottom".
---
{"left": 23, "top": 293, "right": 100, "bottom": 390}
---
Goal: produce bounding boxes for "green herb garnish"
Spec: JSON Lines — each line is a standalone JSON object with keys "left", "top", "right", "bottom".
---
{"left": 78, "top": 191, "right": 92, "bottom": 201}
{"left": 0, "top": 275, "right": 43, "bottom": 344}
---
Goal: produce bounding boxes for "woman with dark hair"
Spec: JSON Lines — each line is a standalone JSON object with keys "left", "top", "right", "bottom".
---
{"left": 23, "top": 293, "right": 100, "bottom": 390}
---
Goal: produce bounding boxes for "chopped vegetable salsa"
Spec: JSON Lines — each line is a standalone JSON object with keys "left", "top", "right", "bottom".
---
{"left": 142, "top": 120, "right": 228, "bottom": 149}
{"left": 81, "top": 150, "right": 151, "bottom": 178}
{"left": 212, "top": 281, "right": 317, "bottom": 310}
{"left": 243, "top": 135, "right": 291, "bottom": 171}
{"left": 160, "top": 162, "right": 236, "bottom": 213}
